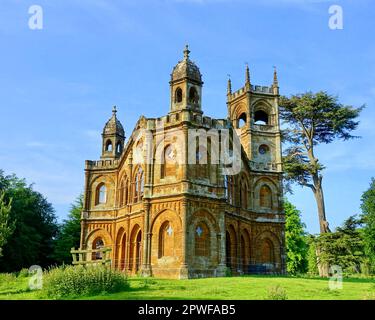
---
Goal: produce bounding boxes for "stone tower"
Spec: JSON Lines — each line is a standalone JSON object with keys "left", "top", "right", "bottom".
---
{"left": 101, "top": 106, "right": 125, "bottom": 159}
{"left": 226, "top": 66, "right": 282, "bottom": 173}
{"left": 170, "top": 45, "right": 203, "bottom": 114}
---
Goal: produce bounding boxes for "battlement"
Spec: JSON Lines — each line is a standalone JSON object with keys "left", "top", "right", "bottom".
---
{"left": 145, "top": 111, "right": 230, "bottom": 130}
{"left": 228, "top": 84, "right": 274, "bottom": 101}
{"left": 85, "top": 159, "right": 119, "bottom": 170}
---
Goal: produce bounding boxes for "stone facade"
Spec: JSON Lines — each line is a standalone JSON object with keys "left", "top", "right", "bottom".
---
{"left": 80, "top": 46, "right": 286, "bottom": 278}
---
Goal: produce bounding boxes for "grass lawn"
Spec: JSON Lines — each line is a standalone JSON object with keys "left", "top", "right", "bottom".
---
{"left": 1, "top": 274, "right": 374, "bottom": 300}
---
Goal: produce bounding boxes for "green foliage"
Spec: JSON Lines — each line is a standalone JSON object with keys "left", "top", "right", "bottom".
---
{"left": 266, "top": 285, "right": 288, "bottom": 300}
{"left": 361, "top": 178, "right": 375, "bottom": 273}
{"left": 314, "top": 216, "right": 365, "bottom": 274}
{"left": 17, "top": 268, "right": 29, "bottom": 278}
{"left": 225, "top": 267, "right": 232, "bottom": 277}
{"left": 280, "top": 91, "right": 363, "bottom": 186}
{"left": 284, "top": 199, "right": 308, "bottom": 274}
{"left": 0, "top": 190, "right": 14, "bottom": 257}
{"left": 306, "top": 236, "right": 319, "bottom": 275}
{"left": 280, "top": 92, "right": 363, "bottom": 233}
{"left": 52, "top": 195, "right": 83, "bottom": 264}
{"left": 42, "top": 265, "right": 129, "bottom": 298}
{"left": 0, "top": 170, "right": 58, "bottom": 272}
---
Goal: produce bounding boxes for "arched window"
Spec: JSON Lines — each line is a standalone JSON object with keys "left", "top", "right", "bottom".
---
{"left": 175, "top": 87, "right": 183, "bottom": 103}
{"left": 225, "top": 176, "right": 234, "bottom": 205}
{"left": 195, "top": 139, "right": 208, "bottom": 178}
{"left": 96, "top": 183, "right": 107, "bottom": 205}
{"left": 134, "top": 167, "right": 144, "bottom": 202}
{"left": 158, "top": 221, "right": 173, "bottom": 258}
{"left": 105, "top": 140, "right": 113, "bottom": 152}
{"left": 240, "top": 180, "right": 248, "bottom": 209}
{"left": 195, "top": 222, "right": 210, "bottom": 257}
{"left": 260, "top": 185, "right": 272, "bottom": 209}
{"left": 238, "top": 113, "right": 247, "bottom": 128}
{"left": 161, "top": 145, "right": 177, "bottom": 178}
{"left": 254, "top": 110, "right": 269, "bottom": 125}
{"left": 258, "top": 144, "right": 269, "bottom": 155}
{"left": 116, "top": 142, "right": 122, "bottom": 154}
{"left": 189, "top": 87, "right": 198, "bottom": 104}
{"left": 261, "top": 239, "right": 275, "bottom": 264}
{"left": 92, "top": 237, "right": 104, "bottom": 260}
{"left": 119, "top": 178, "right": 128, "bottom": 206}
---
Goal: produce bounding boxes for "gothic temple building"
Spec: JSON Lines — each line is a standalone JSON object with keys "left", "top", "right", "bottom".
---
{"left": 80, "top": 46, "right": 286, "bottom": 278}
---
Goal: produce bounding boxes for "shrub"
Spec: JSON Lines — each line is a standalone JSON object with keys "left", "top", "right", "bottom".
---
{"left": 42, "top": 265, "right": 129, "bottom": 298}
{"left": 0, "top": 273, "right": 17, "bottom": 284}
{"left": 266, "top": 285, "right": 288, "bottom": 300}
{"left": 225, "top": 267, "right": 232, "bottom": 277}
{"left": 17, "top": 268, "right": 29, "bottom": 278}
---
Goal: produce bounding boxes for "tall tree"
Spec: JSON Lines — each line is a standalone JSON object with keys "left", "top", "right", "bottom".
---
{"left": 280, "top": 91, "right": 363, "bottom": 233}
{"left": 361, "top": 178, "right": 375, "bottom": 272}
{"left": 284, "top": 199, "right": 308, "bottom": 274}
{"left": 0, "top": 191, "right": 14, "bottom": 257}
{"left": 52, "top": 195, "right": 83, "bottom": 264}
{"left": 0, "top": 170, "right": 58, "bottom": 272}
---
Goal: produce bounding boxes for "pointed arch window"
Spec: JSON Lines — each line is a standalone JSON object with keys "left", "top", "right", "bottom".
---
{"left": 195, "top": 222, "right": 210, "bottom": 257}
{"left": 240, "top": 179, "right": 248, "bottom": 209}
{"left": 260, "top": 185, "right": 272, "bottom": 209}
{"left": 119, "top": 178, "right": 129, "bottom": 206}
{"left": 175, "top": 87, "right": 183, "bottom": 103}
{"left": 116, "top": 142, "right": 122, "bottom": 154}
{"left": 225, "top": 176, "right": 234, "bottom": 205}
{"left": 261, "top": 239, "right": 275, "bottom": 264}
{"left": 105, "top": 140, "right": 113, "bottom": 152}
{"left": 134, "top": 167, "right": 144, "bottom": 203}
{"left": 158, "top": 221, "right": 173, "bottom": 258}
{"left": 189, "top": 87, "right": 199, "bottom": 104}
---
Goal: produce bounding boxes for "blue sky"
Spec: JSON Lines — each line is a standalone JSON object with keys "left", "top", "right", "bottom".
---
{"left": 0, "top": 0, "right": 374, "bottom": 233}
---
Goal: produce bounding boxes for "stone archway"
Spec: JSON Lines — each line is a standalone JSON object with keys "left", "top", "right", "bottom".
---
{"left": 240, "top": 228, "right": 251, "bottom": 273}
{"left": 129, "top": 224, "right": 142, "bottom": 273}
{"left": 226, "top": 224, "right": 237, "bottom": 271}
{"left": 115, "top": 227, "right": 126, "bottom": 271}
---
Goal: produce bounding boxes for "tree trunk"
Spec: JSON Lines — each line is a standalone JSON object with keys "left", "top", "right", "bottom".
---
{"left": 312, "top": 174, "right": 331, "bottom": 276}
{"left": 312, "top": 174, "right": 330, "bottom": 234}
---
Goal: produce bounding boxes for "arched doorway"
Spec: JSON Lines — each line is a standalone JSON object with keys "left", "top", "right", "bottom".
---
{"left": 115, "top": 228, "right": 126, "bottom": 270}
{"left": 135, "top": 231, "right": 142, "bottom": 272}
{"left": 226, "top": 225, "right": 237, "bottom": 271}
{"left": 240, "top": 229, "right": 250, "bottom": 273}
{"left": 226, "top": 231, "right": 231, "bottom": 268}
{"left": 129, "top": 225, "right": 142, "bottom": 273}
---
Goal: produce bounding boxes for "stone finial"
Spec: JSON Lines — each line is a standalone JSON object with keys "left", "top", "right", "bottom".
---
{"left": 227, "top": 75, "right": 232, "bottom": 95}
{"left": 245, "top": 63, "right": 250, "bottom": 85}
{"left": 273, "top": 66, "right": 279, "bottom": 86}
{"left": 183, "top": 44, "right": 190, "bottom": 60}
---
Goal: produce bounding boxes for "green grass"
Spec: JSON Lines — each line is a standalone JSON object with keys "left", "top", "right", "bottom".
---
{"left": 0, "top": 273, "right": 374, "bottom": 300}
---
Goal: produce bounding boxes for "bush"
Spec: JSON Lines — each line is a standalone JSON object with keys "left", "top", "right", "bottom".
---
{"left": 42, "top": 265, "right": 129, "bottom": 298}
{"left": 0, "top": 273, "right": 16, "bottom": 284}
{"left": 17, "top": 268, "right": 29, "bottom": 278}
{"left": 225, "top": 267, "right": 232, "bottom": 277}
{"left": 266, "top": 285, "right": 288, "bottom": 300}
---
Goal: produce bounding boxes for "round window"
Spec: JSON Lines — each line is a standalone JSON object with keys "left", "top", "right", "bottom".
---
{"left": 259, "top": 144, "right": 269, "bottom": 155}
